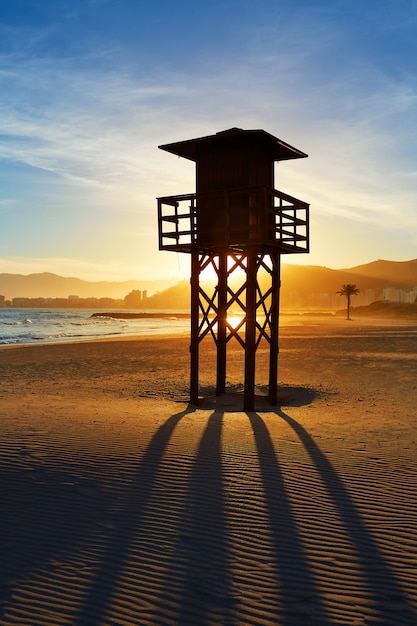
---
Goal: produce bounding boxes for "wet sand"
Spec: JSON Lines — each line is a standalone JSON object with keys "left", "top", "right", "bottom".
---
{"left": 1, "top": 317, "right": 417, "bottom": 625}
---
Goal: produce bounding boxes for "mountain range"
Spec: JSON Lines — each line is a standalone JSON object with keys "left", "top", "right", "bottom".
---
{"left": 140, "top": 259, "right": 417, "bottom": 310}
{"left": 278, "top": 259, "right": 417, "bottom": 309}
{"left": 0, "top": 273, "right": 178, "bottom": 300}
{"left": 1, "top": 259, "right": 416, "bottom": 309}
{"left": 280, "top": 259, "right": 417, "bottom": 301}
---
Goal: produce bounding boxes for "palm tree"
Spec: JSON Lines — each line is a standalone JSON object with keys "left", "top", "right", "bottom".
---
{"left": 337, "top": 283, "right": 360, "bottom": 320}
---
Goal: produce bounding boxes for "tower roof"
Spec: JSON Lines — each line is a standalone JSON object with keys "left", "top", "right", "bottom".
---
{"left": 158, "top": 127, "right": 308, "bottom": 162}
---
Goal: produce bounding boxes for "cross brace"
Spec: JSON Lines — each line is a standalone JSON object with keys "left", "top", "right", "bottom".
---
{"left": 190, "top": 250, "right": 281, "bottom": 411}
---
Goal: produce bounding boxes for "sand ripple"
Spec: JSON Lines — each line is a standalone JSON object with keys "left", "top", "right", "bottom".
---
{"left": 1, "top": 324, "right": 417, "bottom": 624}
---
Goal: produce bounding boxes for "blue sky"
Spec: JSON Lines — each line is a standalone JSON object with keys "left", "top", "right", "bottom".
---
{"left": 1, "top": 0, "right": 416, "bottom": 280}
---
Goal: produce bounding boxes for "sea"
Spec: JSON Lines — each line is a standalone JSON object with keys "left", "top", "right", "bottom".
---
{"left": 0, "top": 309, "right": 191, "bottom": 346}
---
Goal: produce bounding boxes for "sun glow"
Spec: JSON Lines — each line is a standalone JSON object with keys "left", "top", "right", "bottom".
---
{"left": 199, "top": 255, "right": 247, "bottom": 283}
{"left": 199, "top": 263, "right": 218, "bottom": 283}
{"left": 226, "top": 312, "right": 246, "bottom": 330}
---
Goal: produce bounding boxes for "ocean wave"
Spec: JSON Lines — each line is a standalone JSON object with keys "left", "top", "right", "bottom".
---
{"left": 0, "top": 308, "right": 189, "bottom": 346}
{"left": 70, "top": 318, "right": 122, "bottom": 326}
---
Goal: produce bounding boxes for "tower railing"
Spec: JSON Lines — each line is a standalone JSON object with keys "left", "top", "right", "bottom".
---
{"left": 157, "top": 186, "right": 309, "bottom": 254}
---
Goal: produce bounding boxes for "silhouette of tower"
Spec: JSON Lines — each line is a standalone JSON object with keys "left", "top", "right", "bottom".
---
{"left": 157, "top": 128, "right": 309, "bottom": 410}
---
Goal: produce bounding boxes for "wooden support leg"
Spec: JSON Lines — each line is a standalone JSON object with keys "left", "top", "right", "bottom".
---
{"left": 244, "top": 250, "right": 257, "bottom": 412}
{"left": 269, "top": 253, "right": 280, "bottom": 405}
{"left": 190, "top": 252, "right": 200, "bottom": 405}
{"left": 216, "top": 252, "right": 227, "bottom": 396}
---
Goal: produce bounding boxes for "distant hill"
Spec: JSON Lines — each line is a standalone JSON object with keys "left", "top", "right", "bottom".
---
{"left": 1, "top": 259, "right": 416, "bottom": 310}
{"left": 282, "top": 259, "right": 417, "bottom": 293}
{"left": 142, "top": 280, "right": 191, "bottom": 310}
{"left": 143, "top": 258, "right": 417, "bottom": 311}
{"left": 0, "top": 272, "right": 178, "bottom": 300}
{"left": 341, "top": 259, "right": 417, "bottom": 289}
{"left": 278, "top": 260, "right": 417, "bottom": 309}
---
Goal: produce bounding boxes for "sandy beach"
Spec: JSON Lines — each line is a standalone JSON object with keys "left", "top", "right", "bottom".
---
{"left": 1, "top": 317, "right": 417, "bottom": 625}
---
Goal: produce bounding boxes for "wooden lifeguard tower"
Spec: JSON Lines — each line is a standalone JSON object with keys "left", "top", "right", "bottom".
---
{"left": 157, "top": 128, "right": 309, "bottom": 410}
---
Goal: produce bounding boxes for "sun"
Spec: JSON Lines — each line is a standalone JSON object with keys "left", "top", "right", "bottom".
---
{"left": 226, "top": 311, "right": 245, "bottom": 329}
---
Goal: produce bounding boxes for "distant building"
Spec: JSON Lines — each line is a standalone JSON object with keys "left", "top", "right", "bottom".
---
{"left": 383, "top": 287, "right": 417, "bottom": 303}
{"left": 0, "top": 295, "right": 5, "bottom": 307}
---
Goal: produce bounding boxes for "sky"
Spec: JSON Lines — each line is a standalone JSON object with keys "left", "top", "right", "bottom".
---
{"left": 0, "top": 0, "right": 416, "bottom": 282}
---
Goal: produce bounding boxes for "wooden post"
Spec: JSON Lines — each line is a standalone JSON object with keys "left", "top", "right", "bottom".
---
{"left": 269, "top": 252, "right": 280, "bottom": 404}
{"left": 190, "top": 252, "right": 200, "bottom": 405}
{"left": 244, "top": 250, "right": 257, "bottom": 412}
{"left": 216, "top": 251, "right": 227, "bottom": 395}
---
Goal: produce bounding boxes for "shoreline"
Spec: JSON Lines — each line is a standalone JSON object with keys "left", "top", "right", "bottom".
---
{"left": 1, "top": 314, "right": 415, "bottom": 352}
{"left": 90, "top": 311, "right": 191, "bottom": 319}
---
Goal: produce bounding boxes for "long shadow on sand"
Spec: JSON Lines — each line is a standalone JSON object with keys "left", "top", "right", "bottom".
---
{"left": 158, "top": 411, "right": 235, "bottom": 625}
{"left": 56, "top": 387, "right": 416, "bottom": 625}
{"left": 247, "top": 411, "right": 331, "bottom": 624}
{"left": 149, "top": 402, "right": 331, "bottom": 625}
{"left": 74, "top": 405, "right": 196, "bottom": 625}
{"left": 275, "top": 408, "right": 416, "bottom": 625}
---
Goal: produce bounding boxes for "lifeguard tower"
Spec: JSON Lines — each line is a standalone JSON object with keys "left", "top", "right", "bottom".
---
{"left": 157, "top": 128, "right": 309, "bottom": 410}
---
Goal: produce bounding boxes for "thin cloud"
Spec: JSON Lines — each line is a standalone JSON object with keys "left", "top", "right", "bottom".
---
{"left": 1, "top": 1, "right": 416, "bottom": 278}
